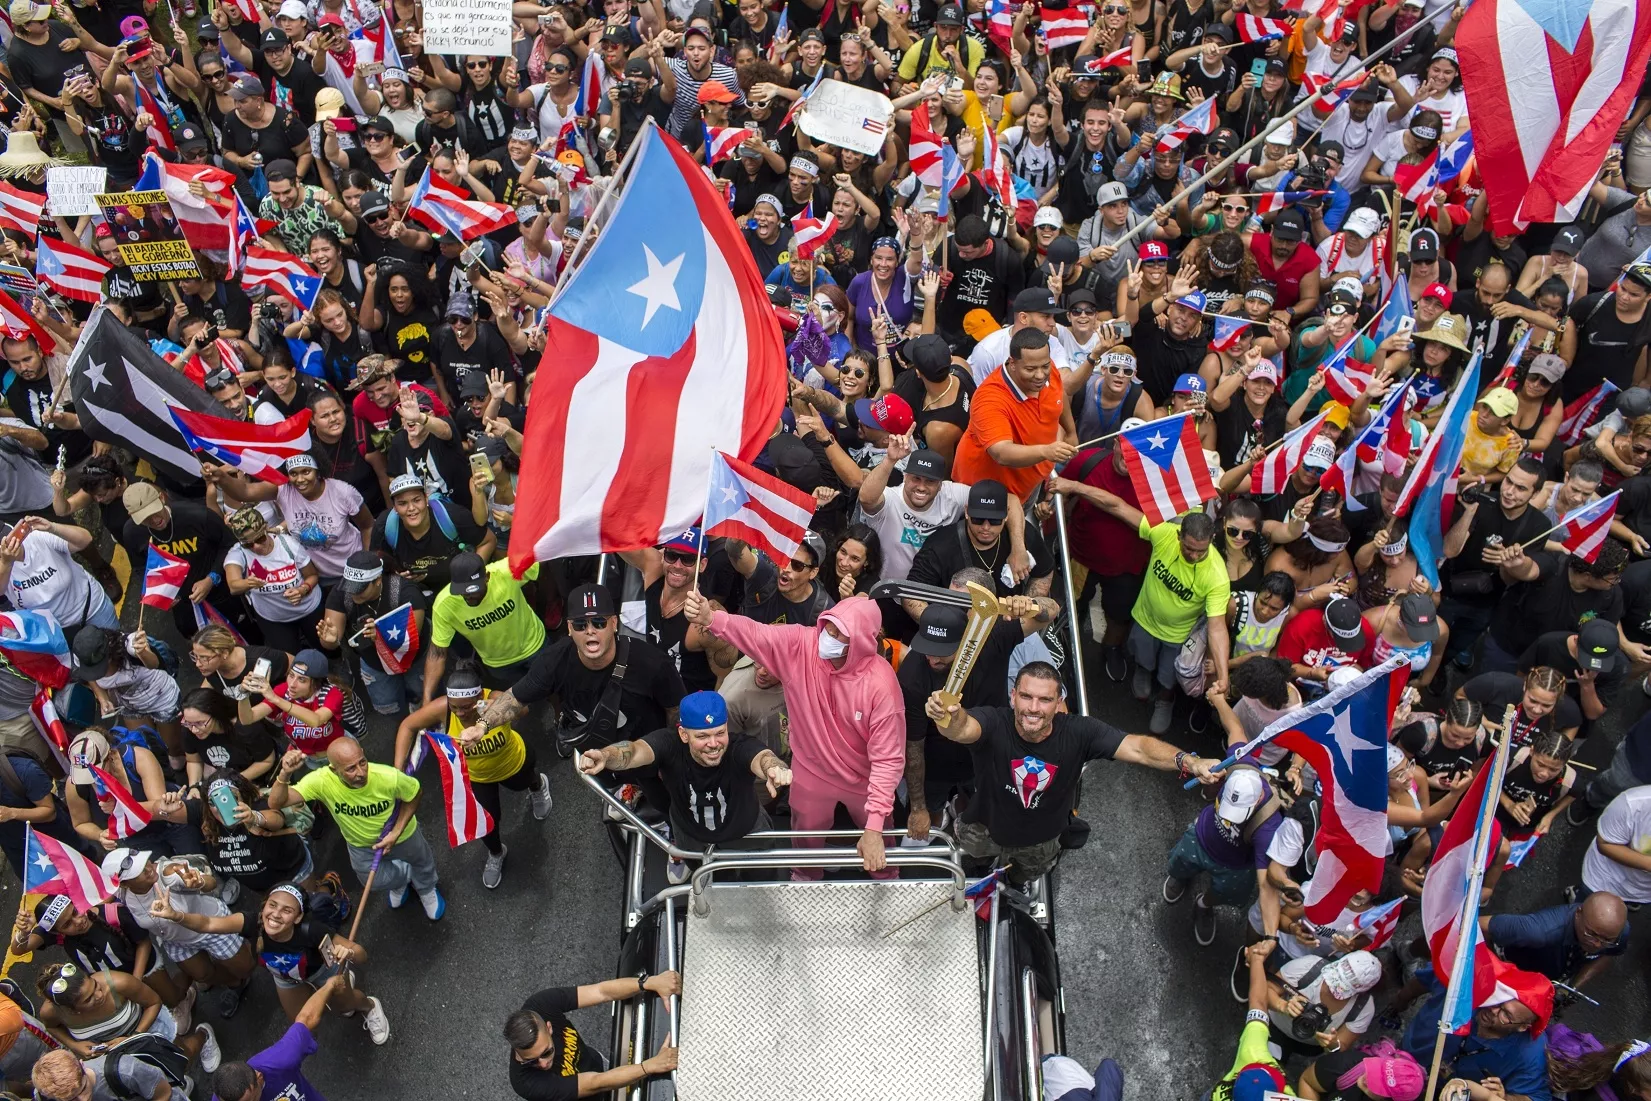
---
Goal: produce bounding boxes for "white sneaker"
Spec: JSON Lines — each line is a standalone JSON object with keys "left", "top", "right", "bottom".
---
{"left": 387, "top": 882, "right": 409, "bottom": 909}
{"left": 173, "top": 984, "right": 196, "bottom": 1034}
{"left": 362, "top": 996, "right": 391, "bottom": 1045}
{"left": 530, "top": 773, "right": 553, "bottom": 820}
{"left": 483, "top": 845, "right": 507, "bottom": 889}
{"left": 419, "top": 887, "right": 446, "bottom": 920}
{"left": 667, "top": 857, "right": 689, "bottom": 884}
{"left": 195, "top": 1023, "right": 222, "bottom": 1073}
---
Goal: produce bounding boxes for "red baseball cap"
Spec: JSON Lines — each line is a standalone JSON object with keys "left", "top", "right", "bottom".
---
{"left": 317, "top": 11, "right": 345, "bottom": 25}
{"left": 1422, "top": 282, "right": 1452, "bottom": 302}
{"left": 854, "top": 394, "right": 914, "bottom": 435}
{"left": 1139, "top": 240, "right": 1170, "bottom": 262}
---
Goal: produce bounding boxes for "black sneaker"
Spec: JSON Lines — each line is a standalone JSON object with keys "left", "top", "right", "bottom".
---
{"left": 1104, "top": 646, "right": 1128, "bottom": 682}
{"left": 1566, "top": 794, "right": 1598, "bottom": 827}
{"left": 1229, "top": 945, "right": 1248, "bottom": 1002}
{"left": 1163, "top": 875, "right": 1188, "bottom": 905}
{"left": 216, "top": 981, "right": 250, "bottom": 1019}
{"left": 1193, "top": 894, "right": 1217, "bottom": 947}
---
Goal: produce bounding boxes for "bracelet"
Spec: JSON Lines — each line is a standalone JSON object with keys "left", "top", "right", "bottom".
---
{"left": 1174, "top": 750, "right": 1191, "bottom": 778}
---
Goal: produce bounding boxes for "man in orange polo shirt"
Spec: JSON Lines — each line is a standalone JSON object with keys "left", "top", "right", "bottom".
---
{"left": 952, "top": 328, "right": 1077, "bottom": 500}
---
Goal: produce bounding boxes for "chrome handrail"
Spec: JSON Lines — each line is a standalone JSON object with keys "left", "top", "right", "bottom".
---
{"left": 687, "top": 851, "right": 969, "bottom": 915}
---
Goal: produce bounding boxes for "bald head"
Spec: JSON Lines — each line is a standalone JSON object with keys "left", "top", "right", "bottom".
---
{"left": 1579, "top": 891, "right": 1628, "bottom": 938}
{"left": 327, "top": 738, "right": 369, "bottom": 787}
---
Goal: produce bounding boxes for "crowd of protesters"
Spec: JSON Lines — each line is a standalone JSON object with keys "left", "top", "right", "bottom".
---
{"left": 0, "top": 0, "right": 1648, "bottom": 1095}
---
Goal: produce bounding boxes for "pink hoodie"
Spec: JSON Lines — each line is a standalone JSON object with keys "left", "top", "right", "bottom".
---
{"left": 708, "top": 596, "right": 905, "bottom": 830}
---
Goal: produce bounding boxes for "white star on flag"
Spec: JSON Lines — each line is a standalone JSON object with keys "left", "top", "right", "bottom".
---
{"left": 84, "top": 361, "right": 109, "bottom": 391}
{"left": 627, "top": 245, "right": 684, "bottom": 328}
{"left": 1146, "top": 431, "right": 1168, "bottom": 449}
{"left": 720, "top": 485, "right": 739, "bottom": 503}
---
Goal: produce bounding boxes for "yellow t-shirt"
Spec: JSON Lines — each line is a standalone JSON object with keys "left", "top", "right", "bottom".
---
{"left": 895, "top": 33, "right": 985, "bottom": 82}
{"left": 447, "top": 690, "right": 526, "bottom": 785}
{"left": 1460, "top": 420, "right": 1523, "bottom": 478}
{"left": 294, "top": 763, "right": 420, "bottom": 849}
{"left": 1131, "top": 517, "right": 1231, "bottom": 645}
{"left": 431, "top": 561, "right": 544, "bottom": 667}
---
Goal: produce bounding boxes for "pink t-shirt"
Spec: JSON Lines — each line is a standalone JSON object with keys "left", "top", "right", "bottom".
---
{"left": 277, "top": 479, "right": 365, "bottom": 579}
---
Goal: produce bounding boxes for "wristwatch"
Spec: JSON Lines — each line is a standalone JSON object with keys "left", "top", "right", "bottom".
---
{"left": 636, "top": 971, "right": 649, "bottom": 995}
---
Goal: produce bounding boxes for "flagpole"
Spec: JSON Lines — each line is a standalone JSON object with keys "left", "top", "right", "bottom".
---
{"left": 2, "top": 825, "right": 37, "bottom": 977}
{"left": 692, "top": 450, "right": 714, "bottom": 596}
{"left": 1510, "top": 491, "right": 1617, "bottom": 554}
{"left": 549, "top": 117, "right": 653, "bottom": 304}
{"left": 1073, "top": 408, "right": 1199, "bottom": 452}
{"left": 1424, "top": 703, "right": 1517, "bottom": 1101}
{"left": 1111, "top": 0, "right": 1459, "bottom": 252}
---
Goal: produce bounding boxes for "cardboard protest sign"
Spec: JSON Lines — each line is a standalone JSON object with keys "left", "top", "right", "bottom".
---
{"left": 795, "top": 80, "right": 894, "bottom": 156}
{"left": 421, "top": 0, "right": 513, "bottom": 57}
{"left": 93, "top": 190, "right": 200, "bottom": 281}
{"left": 46, "top": 166, "right": 107, "bottom": 217}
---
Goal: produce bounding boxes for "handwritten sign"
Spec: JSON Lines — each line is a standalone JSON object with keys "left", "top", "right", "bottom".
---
{"left": 795, "top": 80, "right": 894, "bottom": 156}
{"left": 46, "top": 166, "right": 107, "bottom": 217}
{"left": 421, "top": 0, "right": 513, "bottom": 57}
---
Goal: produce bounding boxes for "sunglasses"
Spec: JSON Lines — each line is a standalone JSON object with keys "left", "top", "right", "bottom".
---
{"left": 202, "top": 70, "right": 228, "bottom": 80}
{"left": 1224, "top": 526, "right": 1253, "bottom": 539}
{"left": 466, "top": 61, "right": 492, "bottom": 69}
{"left": 364, "top": 211, "right": 390, "bottom": 223}
{"left": 661, "top": 549, "right": 696, "bottom": 564}
{"left": 364, "top": 131, "right": 390, "bottom": 140}
{"left": 968, "top": 515, "right": 1005, "bottom": 527}
{"left": 1101, "top": 4, "right": 1127, "bottom": 11}
{"left": 1105, "top": 364, "right": 1135, "bottom": 375}
{"left": 787, "top": 557, "right": 817, "bottom": 571}
{"left": 845, "top": 366, "right": 867, "bottom": 378}
{"left": 448, "top": 315, "right": 472, "bottom": 325}
{"left": 423, "top": 109, "right": 449, "bottom": 119}
{"left": 569, "top": 616, "right": 609, "bottom": 631}
{"left": 1221, "top": 203, "right": 1248, "bottom": 213}
{"left": 545, "top": 63, "right": 571, "bottom": 73}
{"left": 1069, "top": 306, "right": 1098, "bottom": 316}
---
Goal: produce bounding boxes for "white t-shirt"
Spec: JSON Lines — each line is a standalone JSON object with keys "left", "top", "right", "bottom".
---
{"left": 859, "top": 480, "right": 973, "bottom": 582}
{"left": 1056, "top": 325, "right": 1102, "bottom": 364}
{"left": 999, "top": 125, "right": 1060, "bottom": 191}
{"left": 966, "top": 326, "right": 1072, "bottom": 386}
{"left": 1398, "top": 78, "right": 1469, "bottom": 131}
{"left": 1295, "top": 44, "right": 1361, "bottom": 101}
{"left": 1317, "top": 232, "right": 1378, "bottom": 282}
{"left": 276, "top": 479, "right": 365, "bottom": 580}
{"left": 1318, "top": 103, "right": 1396, "bottom": 190}
{"left": 1267, "top": 953, "right": 1377, "bottom": 1036}
{"left": 1583, "top": 785, "right": 1651, "bottom": 903}
{"left": 4, "top": 530, "right": 108, "bottom": 628}
{"left": 224, "top": 534, "right": 320, "bottom": 623}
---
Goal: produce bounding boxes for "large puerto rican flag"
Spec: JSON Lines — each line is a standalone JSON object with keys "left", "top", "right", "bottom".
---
{"left": 1456, "top": 0, "right": 1651, "bottom": 233}
{"left": 509, "top": 121, "right": 787, "bottom": 571}
{"left": 1555, "top": 490, "right": 1621, "bottom": 563}
{"left": 1117, "top": 412, "right": 1217, "bottom": 525}
{"left": 133, "top": 152, "right": 236, "bottom": 253}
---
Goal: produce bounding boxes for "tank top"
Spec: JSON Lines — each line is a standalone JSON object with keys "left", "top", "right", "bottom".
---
{"left": 1077, "top": 378, "right": 1143, "bottom": 443}
{"left": 61, "top": 974, "right": 142, "bottom": 1042}
{"left": 1496, "top": 752, "right": 1569, "bottom": 836}
{"left": 641, "top": 578, "right": 716, "bottom": 693}
{"left": 1231, "top": 590, "right": 1287, "bottom": 656}
{"left": 1370, "top": 610, "right": 1431, "bottom": 672}
{"left": 1388, "top": 782, "right": 1421, "bottom": 845}
{"left": 447, "top": 691, "right": 527, "bottom": 785}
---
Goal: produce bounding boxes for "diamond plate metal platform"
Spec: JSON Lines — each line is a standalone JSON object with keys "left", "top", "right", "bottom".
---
{"left": 675, "top": 880, "right": 982, "bottom": 1101}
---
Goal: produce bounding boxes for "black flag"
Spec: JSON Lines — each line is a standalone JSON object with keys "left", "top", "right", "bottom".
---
{"left": 68, "top": 307, "right": 230, "bottom": 482}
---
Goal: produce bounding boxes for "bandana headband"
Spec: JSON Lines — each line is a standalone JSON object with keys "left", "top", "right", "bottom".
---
{"left": 1617, "top": 1040, "right": 1651, "bottom": 1072}
{"left": 871, "top": 235, "right": 901, "bottom": 254}
{"left": 343, "top": 562, "right": 382, "bottom": 584}
{"left": 1209, "top": 253, "right": 1239, "bottom": 274}
{"left": 789, "top": 156, "right": 819, "bottom": 178}
{"left": 509, "top": 127, "right": 537, "bottom": 142}
{"left": 1411, "top": 124, "right": 1439, "bottom": 140}
{"left": 270, "top": 883, "right": 306, "bottom": 913}
{"left": 1246, "top": 287, "right": 1275, "bottom": 304}
{"left": 1307, "top": 532, "right": 1349, "bottom": 553}
{"left": 382, "top": 66, "right": 410, "bottom": 84}
{"left": 1380, "top": 533, "right": 1409, "bottom": 556}
{"left": 447, "top": 684, "right": 483, "bottom": 700}
{"left": 38, "top": 895, "right": 70, "bottom": 932}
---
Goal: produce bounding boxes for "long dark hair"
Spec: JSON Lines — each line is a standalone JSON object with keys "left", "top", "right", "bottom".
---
{"left": 1215, "top": 497, "right": 1263, "bottom": 564}
{"left": 1550, "top": 1043, "right": 1651, "bottom": 1097}
{"left": 831, "top": 523, "right": 883, "bottom": 596}
{"left": 180, "top": 687, "right": 233, "bottom": 733}
{"left": 200, "top": 770, "right": 261, "bottom": 845}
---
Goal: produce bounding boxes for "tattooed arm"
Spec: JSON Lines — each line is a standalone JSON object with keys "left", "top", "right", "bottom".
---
{"left": 749, "top": 748, "right": 792, "bottom": 796}
{"left": 477, "top": 689, "right": 527, "bottom": 731}
{"left": 576, "top": 739, "right": 657, "bottom": 775}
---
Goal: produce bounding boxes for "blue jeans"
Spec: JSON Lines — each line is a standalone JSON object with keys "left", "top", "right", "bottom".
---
{"left": 1041, "top": 1056, "right": 1123, "bottom": 1101}
{"left": 1128, "top": 623, "right": 1179, "bottom": 692}
{"left": 346, "top": 825, "right": 439, "bottom": 896}
{"left": 357, "top": 661, "right": 424, "bottom": 715}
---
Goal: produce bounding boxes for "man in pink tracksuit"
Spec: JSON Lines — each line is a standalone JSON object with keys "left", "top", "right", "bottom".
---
{"left": 684, "top": 589, "right": 900, "bottom": 874}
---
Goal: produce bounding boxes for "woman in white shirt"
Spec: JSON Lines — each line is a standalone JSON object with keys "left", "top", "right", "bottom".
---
{"left": 222, "top": 508, "right": 322, "bottom": 654}
{"left": 1399, "top": 49, "right": 1469, "bottom": 135}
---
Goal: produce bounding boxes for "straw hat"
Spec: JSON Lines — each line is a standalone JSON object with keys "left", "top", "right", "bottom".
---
{"left": 0, "top": 131, "right": 64, "bottom": 179}
{"left": 1416, "top": 312, "right": 1471, "bottom": 354}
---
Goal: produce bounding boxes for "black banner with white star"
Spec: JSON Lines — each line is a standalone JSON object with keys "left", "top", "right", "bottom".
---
{"left": 68, "top": 307, "right": 232, "bottom": 482}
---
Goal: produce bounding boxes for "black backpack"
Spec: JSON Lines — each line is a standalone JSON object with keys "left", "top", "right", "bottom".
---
{"left": 98, "top": 1034, "right": 192, "bottom": 1099}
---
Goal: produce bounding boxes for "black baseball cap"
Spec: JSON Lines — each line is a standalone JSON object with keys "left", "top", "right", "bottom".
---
{"left": 935, "top": 3, "right": 964, "bottom": 24}
{"left": 1410, "top": 228, "right": 1440, "bottom": 260}
{"left": 1324, "top": 596, "right": 1366, "bottom": 647}
{"left": 1578, "top": 618, "right": 1620, "bottom": 672}
{"left": 1013, "top": 287, "right": 1065, "bottom": 318}
{"left": 906, "top": 333, "right": 952, "bottom": 382}
{"left": 261, "top": 27, "right": 289, "bottom": 49}
{"left": 911, "top": 604, "right": 967, "bottom": 657}
{"left": 907, "top": 448, "right": 949, "bottom": 480}
{"left": 1273, "top": 208, "right": 1309, "bottom": 242}
{"left": 176, "top": 123, "right": 209, "bottom": 152}
{"left": 967, "top": 479, "right": 1009, "bottom": 522}
{"left": 449, "top": 551, "right": 488, "bottom": 598}
{"left": 1351, "top": 81, "right": 1382, "bottom": 103}
{"left": 567, "top": 583, "right": 617, "bottom": 619}
{"left": 1398, "top": 593, "right": 1439, "bottom": 642}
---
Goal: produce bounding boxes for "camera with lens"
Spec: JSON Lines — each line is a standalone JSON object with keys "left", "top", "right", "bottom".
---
{"left": 258, "top": 299, "right": 284, "bottom": 320}
{"left": 1463, "top": 484, "right": 1499, "bottom": 506}
{"left": 1289, "top": 1000, "right": 1332, "bottom": 1041}
{"left": 1294, "top": 159, "right": 1330, "bottom": 195}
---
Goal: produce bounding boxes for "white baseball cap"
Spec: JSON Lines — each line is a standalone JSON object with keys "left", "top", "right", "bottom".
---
{"left": 1217, "top": 770, "right": 1264, "bottom": 823}
{"left": 1321, "top": 951, "right": 1383, "bottom": 999}
{"left": 1344, "top": 207, "right": 1382, "bottom": 238}
{"left": 1033, "top": 205, "right": 1063, "bottom": 229}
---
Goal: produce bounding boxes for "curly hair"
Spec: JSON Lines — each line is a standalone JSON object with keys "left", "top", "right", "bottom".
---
{"left": 1550, "top": 1042, "right": 1651, "bottom": 1097}
{"left": 1196, "top": 230, "right": 1258, "bottom": 291}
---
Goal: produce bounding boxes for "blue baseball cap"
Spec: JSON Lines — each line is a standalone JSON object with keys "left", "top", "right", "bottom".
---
{"left": 679, "top": 690, "right": 728, "bottom": 730}
{"left": 1173, "top": 373, "right": 1206, "bottom": 394}
{"left": 1172, "top": 289, "right": 1207, "bottom": 313}
{"left": 660, "top": 528, "right": 704, "bottom": 555}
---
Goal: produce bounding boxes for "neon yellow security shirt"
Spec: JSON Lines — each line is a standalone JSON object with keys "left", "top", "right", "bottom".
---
{"left": 1130, "top": 517, "right": 1231, "bottom": 645}
{"left": 1213, "top": 1020, "right": 1290, "bottom": 1101}
{"left": 294, "top": 762, "right": 420, "bottom": 848}
{"left": 431, "top": 561, "right": 544, "bottom": 667}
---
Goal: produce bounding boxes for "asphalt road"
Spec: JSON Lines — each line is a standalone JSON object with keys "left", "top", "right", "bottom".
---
{"left": 3, "top": 641, "right": 1646, "bottom": 1100}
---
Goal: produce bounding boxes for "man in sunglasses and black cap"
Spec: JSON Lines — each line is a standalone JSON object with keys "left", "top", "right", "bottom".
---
{"left": 905, "top": 479, "right": 1052, "bottom": 619}
{"left": 726, "top": 528, "right": 836, "bottom": 626}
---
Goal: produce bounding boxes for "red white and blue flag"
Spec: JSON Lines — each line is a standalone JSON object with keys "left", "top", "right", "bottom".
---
{"left": 132, "top": 153, "right": 236, "bottom": 254}
{"left": 934, "top": 143, "right": 967, "bottom": 219}
{"left": 1117, "top": 412, "right": 1217, "bottom": 525}
{"left": 1273, "top": 658, "right": 1410, "bottom": 922}
{"left": 88, "top": 765, "right": 153, "bottom": 840}
{"left": 1558, "top": 380, "right": 1618, "bottom": 445}
{"left": 0, "top": 609, "right": 70, "bottom": 688}
{"left": 1041, "top": 3, "right": 1089, "bottom": 48}
{"left": 28, "top": 688, "right": 70, "bottom": 759}
{"left": 782, "top": 65, "right": 826, "bottom": 129}
{"left": 510, "top": 125, "right": 788, "bottom": 567}
{"left": 421, "top": 728, "right": 494, "bottom": 847}
{"left": 908, "top": 109, "right": 946, "bottom": 186}
{"left": 408, "top": 168, "right": 517, "bottom": 241}
{"left": 1319, "top": 377, "right": 1408, "bottom": 508}
{"left": 350, "top": 17, "right": 404, "bottom": 72}
{"left": 1504, "top": 835, "right": 1539, "bottom": 869}
{"left": 1434, "top": 131, "right": 1476, "bottom": 192}
{"left": 192, "top": 600, "right": 245, "bottom": 645}
{"left": 0, "top": 287, "right": 53, "bottom": 353}
{"left": 791, "top": 212, "right": 839, "bottom": 258}
{"left": 1252, "top": 410, "right": 1331, "bottom": 495}
{"left": 1081, "top": 45, "right": 1134, "bottom": 72}
{"left": 1349, "top": 896, "right": 1404, "bottom": 951}
{"left": 0, "top": 181, "right": 43, "bottom": 239}
{"left": 35, "top": 236, "right": 110, "bottom": 303}
{"left": 1256, "top": 188, "right": 1329, "bottom": 215}
{"left": 241, "top": 247, "right": 323, "bottom": 311}
{"left": 167, "top": 407, "right": 313, "bottom": 485}
{"left": 985, "top": 0, "right": 1015, "bottom": 51}
{"left": 132, "top": 80, "right": 175, "bottom": 153}
{"left": 1556, "top": 490, "right": 1621, "bottom": 563}
{"left": 706, "top": 125, "right": 757, "bottom": 164}
{"left": 22, "top": 826, "right": 116, "bottom": 913}
{"left": 1457, "top": 0, "right": 1651, "bottom": 233}
{"left": 1318, "top": 337, "right": 1373, "bottom": 403}
{"left": 1305, "top": 72, "right": 1369, "bottom": 113}
{"left": 1397, "top": 350, "right": 1482, "bottom": 589}
{"left": 1236, "top": 13, "right": 1292, "bottom": 41}
{"left": 965, "top": 868, "right": 1002, "bottom": 920}
{"left": 1394, "top": 148, "right": 1441, "bottom": 207}
{"left": 1371, "top": 276, "right": 1414, "bottom": 344}
{"left": 141, "top": 545, "right": 190, "bottom": 609}
{"left": 1155, "top": 95, "right": 1219, "bottom": 151}
{"left": 1423, "top": 749, "right": 1510, "bottom": 1034}
{"left": 1209, "top": 314, "right": 1249, "bottom": 352}
{"left": 976, "top": 122, "right": 1014, "bottom": 207}
{"left": 575, "top": 50, "right": 604, "bottom": 117}
{"left": 703, "top": 449, "right": 817, "bottom": 566}
{"left": 372, "top": 602, "right": 420, "bottom": 675}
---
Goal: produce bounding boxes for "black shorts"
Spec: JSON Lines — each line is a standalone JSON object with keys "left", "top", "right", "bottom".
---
{"left": 1095, "top": 572, "right": 1144, "bottom": 623}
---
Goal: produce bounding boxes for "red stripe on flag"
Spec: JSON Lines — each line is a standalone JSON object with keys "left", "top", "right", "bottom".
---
{"left": 509, "top": 320, "right": 602, "bottom": 574}
{"left": 598, "top": 335, "right": 697, "bottom": 551}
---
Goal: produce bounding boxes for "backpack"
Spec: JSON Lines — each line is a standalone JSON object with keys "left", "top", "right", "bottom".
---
{"left": 109, "top": 725, "right": 171, "bottom": 774}
{"left": 383, "top": 497, "right": 468, "bottom": 557}
{"left": 98, "top": 1034, "right": 192, "bottom": 1099}
{"left": 145, "top": 636, "right": 180, "bottom": 679}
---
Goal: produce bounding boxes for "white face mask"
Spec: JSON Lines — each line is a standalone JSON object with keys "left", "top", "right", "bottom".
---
{"left": 817, "top": 631, "right": 848, "bottom": 660}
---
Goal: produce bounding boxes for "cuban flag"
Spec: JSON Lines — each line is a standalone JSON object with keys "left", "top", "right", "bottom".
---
{"left": 408, "top": 168, "right": 517, "bottom": 241}
{"left": 168, "top": 407, "right": 313, "bottom": 485}
{"left": 193, "top": 601, "right": 245, "bottom": 645}
{"left": 1081, "top": 45, "right": 1134, "bottom": 73}
{"left": 1397, "top": 350, "right": 1482, "bottom": 588}
{"left": 1236, "top": 12, "right": 1292, "bottom": 41}
{"left": 23, "top": 826, "right": 117, "bottom": 913}
{"left": 35, "top": 236, "right": 110, "bottom": 303}
{"left": 1558, "top": 380, "right": 1619, "bottom": 445}
{"left": 285, "top": 337, "right": 326, "bottom": 380}
{"left": 706, "top": 125, "right": 757, "bottom": 165}
{"left": 88, "top": 765, "right": 153, "bottom": 839}
{"left": 0, "top": 181, "right": 43, "bottom": 239}
{"left": 1117, "top": 412, "right": 1217, "bottom": 525}
{"left": 372, "top": 601, "right": 420, "bottom": 675}
{"left": 908, "top": 110, "right": 946, "bottom": 186}
{"left": 1156, "top": 95, "right": 1219, "bottom": 151}
{"left": 133, "top": 153, "right": 236, "bottom": 253}
{"left": 1272, "top": 658, "right": 1410, "bottom": 922}
{"left": 703, "top": 449, "right": 817, "bottom": 566}
{"left": 1349, "top": 896, "right": 1404, "bottom": 951}
{"left": 1556, "top": 490, "right": 1621, "bottom": 563}
{"left": 1256, "top": 188, "right": 1329, "bottom": 215}
{"left": 242, "top": 247, "right": 322, "bottom": 311}
{"left": 1, "top": 609, "right": 72, "bottom": 689}
{"left": 421, "top": 729, "right": 494, "bottom": 847}
{"left": 1457, "top": 0, "right": 1651, "bottom": 233}
{"left": 509, "top": 125, "right": 788, "bottom": 569}
{"left": 1041, "top": 3, "right": 1089, "bottom": 48}
{"left": 934, "top": 144, "right": 967, "bottom": 220}
{"left": 1252, "top": 410, "right": 1331, "bottom": 494}
{"left": 141, "top": 545, "right": 190, "bottom": 609}
{"left": 1423, "top": 747, "right": 1511, "bottom": 1033}
{"left": 791, "top": 212, "right": 839, "bottom": 258}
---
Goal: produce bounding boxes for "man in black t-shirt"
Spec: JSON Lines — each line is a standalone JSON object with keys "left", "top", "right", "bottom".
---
{"left": 730, "top": 530, "right": 835, "bottom": 625}
{"left": 2, "top": 335, "right": 90, "bottom": 466}
{"left": 319, "top": 551, "right": 429, "bottom": 715}
{"left": 368, "top": 475, "right": 494, "bottom": 596}
{"left": 906, "top": 481, "right": 1052, "bottom": 613}
{"left": 383, "top": 390, "right": 475, "bottom": 513}
{"left": 938, "top": 216, "right": 1025, "bottom": 352}
{"left": 1557, "top": 269, "right": 1651, "bottom": 402}
{"left": 245, "top": 27, "right": 328, "bottom": 124}
{"left": 6, "top": 7, "right": 92, "bottom": 132}
{"left": 1518, "top": 620, "right": 1623, "bottom": 736}
{"left": 922, "top": 661, "right": 1220, "bottom": 883}
{"left": 1458, "top": 670, "right": 1583, "bottom": 742}
{"left": 576, "top": 690, "right": 790, "bottom": 846}
{"left": 1436, "top": 460, "right": 1547, "bottom": 666}
{"left": 1484, "top": 540, "right": 1626, "bottom": 673}
{"left": 504, "top": 978, "right": 679, "bottom": 1100}
{"left": 900, "top": 596, "right": 1059, "bottom": 839}
{"left": 432, "top": 295, "right": 519, "bottom": 404}
{"left": 119, "top": 481, "right": 245, "bottom": 640}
